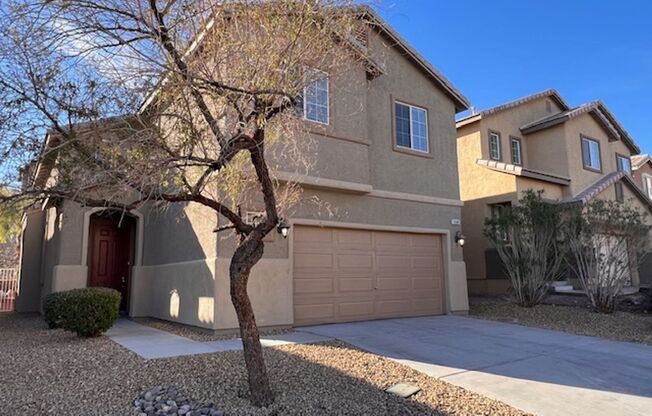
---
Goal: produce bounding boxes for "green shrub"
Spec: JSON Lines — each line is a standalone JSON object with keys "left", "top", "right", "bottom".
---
{"left": 57, "top": 288, "right": 121, "bottom": 337}
{"left": 43, "top": 291, "right": 68, "bottom": 329}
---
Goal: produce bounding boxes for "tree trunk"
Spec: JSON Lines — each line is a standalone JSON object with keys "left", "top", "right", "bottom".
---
{"left": 229, "top": 234, "right": 274, "bottom": 407}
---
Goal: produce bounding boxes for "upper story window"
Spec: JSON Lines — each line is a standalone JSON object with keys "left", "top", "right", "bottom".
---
{"left": 510, "top": 137, "right": 522, "bottom": 165}
{"left": 643, "top": 174, "right": 652, "bottom": 200}
{"left": 488, "top": 131, "right": 501, "bottom": 161}
{"left": 303, "top": 71, "right": 329, "bottom": 124}
{"left": 394, "top": 101, "right": 429, "bottom": 153}
{"left": 616, "top": 154, "right": 631, "bottom": 174}
{"left": 581, "top": 136, "right": 602, "bottom": 172}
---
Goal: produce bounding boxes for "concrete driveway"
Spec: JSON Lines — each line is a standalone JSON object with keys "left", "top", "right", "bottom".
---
{"left": 298, "top": 315, "right": 652, "bottom": 416}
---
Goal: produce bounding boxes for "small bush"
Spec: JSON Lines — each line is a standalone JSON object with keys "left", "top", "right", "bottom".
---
{"left": 43, "top": 291, "right": 68, "bottom": 329}
{"left": 57, "top": 287, "right": 121, "bottom": 337}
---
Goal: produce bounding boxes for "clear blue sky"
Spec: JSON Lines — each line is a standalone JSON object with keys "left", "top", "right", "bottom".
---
{"left": 376, "top": 0, "right": 652, "bottom": 154}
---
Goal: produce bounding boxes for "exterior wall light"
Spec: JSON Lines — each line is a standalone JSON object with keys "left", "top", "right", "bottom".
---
{"left": 277, "top": 219, "right": 291, "bottom": 238}
{"left": 455, "top": 230, "right": 466, "bottom": 247}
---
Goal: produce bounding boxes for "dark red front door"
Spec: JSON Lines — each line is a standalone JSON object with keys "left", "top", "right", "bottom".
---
{"left": 88, "top": 215, "right": 133, "bottom": 311}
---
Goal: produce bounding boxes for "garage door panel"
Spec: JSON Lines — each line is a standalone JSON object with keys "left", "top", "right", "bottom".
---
{"left": 337, "top": 253, "right": 373, "bottom": 268}
{"left": 376, "top": 254, "right": 411, "bottom": 269}
{"left": 339, "top": 301, "right": 374, "bottom": 317}
{"left": 293, "top": 225, "right": 444, "bottom": 325}
{"left": 294, "top": 303, "right": 334, "bottom": 322}
{"left": 294, "top": 252, "right": 333, "bottom": 269}
{"left": 338, "top": 277, "right": 374, "bottom": 292}
{"left": 376, "top": 277, "right": 412, "bottom": 291}
{"left": 294, "top": 278, "right": 334, "bottom": 294}
{"left": 336, "top": 229, "right": 373, "bottom": 246}
{"left": 413, "top": 298, "right": 442, "bottom": 312}
{"left": 376, "top": 299, "right": 411, "bottom": 315}
{"left": 295, "top": 227, "right": 333, "bottom": 243}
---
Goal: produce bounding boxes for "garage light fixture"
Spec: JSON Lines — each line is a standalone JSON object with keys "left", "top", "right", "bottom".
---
{"left": 455, "top": 230, "right": 466, "bottom": 247}
{"left": 277, "top": 219, "right": 291, "bottom": 238}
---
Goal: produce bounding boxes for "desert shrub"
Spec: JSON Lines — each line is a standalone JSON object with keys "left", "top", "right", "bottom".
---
{"left": 57, "top": 287, "right": 121, "bottom": 337}
{"left": 42, "top": 291, "right": 68, "bottom": 329}
{"left": 484, "top": 190, "right": 567, "bottom": 307}
{"left": 566, "top": 200, "right": 650, "bottom": 313}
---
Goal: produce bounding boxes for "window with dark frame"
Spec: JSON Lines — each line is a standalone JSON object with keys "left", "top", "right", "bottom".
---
{"left": 615, "top": 182, "right": 624, "bottom": 202}
{"left": 394, "top": 101, "right": 429, "bottom": 153}
{"left": 616, "top": 154, "right": 631, "bottom": 174}
{"left": 581, "top": 136, "right": 601, "bottom": 171}
{"left": 510, "top": 137, "right": 522, "bottom": 165}
{"left": 489, "top": 131, "right": 501, "bottom": 161}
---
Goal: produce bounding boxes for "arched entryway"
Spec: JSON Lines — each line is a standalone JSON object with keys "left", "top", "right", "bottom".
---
{"left": 87, "top": 211, "right": 137, "bottom": 312}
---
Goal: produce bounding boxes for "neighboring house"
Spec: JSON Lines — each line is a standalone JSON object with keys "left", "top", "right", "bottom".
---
{"left": 632, "top": 154, "right": 652, "bottom": 200}
{"left": 17, "top": 9, "right": 472, "bottom": 330}
{"left": 631, "top": 154, "right": 652, "bottom": 286}
{"left": 456, "top": 89, "right": 652, "bottom": 296}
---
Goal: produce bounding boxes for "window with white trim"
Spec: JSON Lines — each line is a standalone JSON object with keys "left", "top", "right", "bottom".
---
{"left": 643, "top": 174, "right": 652, "bottom": 200}
{"left": 581, "top": 136, "right": 601, "bottom": 171}
{"left": 303, "top": 72, "right": 329, "bottom": 124}
{"left": 489, "top": 131, "right": 501, "bottom": 161}
{"left": 510, "top": 137, "right": 522, "bottom": 165}
{"left": 394, "top": 101, "right": 429, "bottom": 153}
{"left": 616, "top": 154, "right": 631, "bottom": 173}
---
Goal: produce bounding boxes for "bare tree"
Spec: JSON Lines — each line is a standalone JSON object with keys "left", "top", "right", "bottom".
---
{"left": 0, "top": 0, "right": 364, "bottom": 406}
{"left": 566, "top": 199, "right": 650, "bottom": 313}
{"left": 484, "top": 190, "right": 567, "bottom": 307}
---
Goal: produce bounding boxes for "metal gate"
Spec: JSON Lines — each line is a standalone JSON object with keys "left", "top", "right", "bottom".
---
{"left": 0, "top": 269, "right": 18, "bottom": 312}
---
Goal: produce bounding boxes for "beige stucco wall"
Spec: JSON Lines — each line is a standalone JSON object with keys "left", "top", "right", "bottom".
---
{"left": 525, "top": 124, "right": 571, "bottom": 187}
{"left": 475, "top": 97, "right": 564, "bottom": 166}
{"left": 564, "top": 113, "right": 635, "bottom": 196}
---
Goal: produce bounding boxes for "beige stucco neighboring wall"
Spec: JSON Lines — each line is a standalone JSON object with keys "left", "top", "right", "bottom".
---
{"left": 564, "top": 113, "right": 635, "bottom": 196}
{"left": 476, "top": 97, "right": 564, "bottom": 166}
{"left": 525, "top": 124, "right": 571, "bottom": 186}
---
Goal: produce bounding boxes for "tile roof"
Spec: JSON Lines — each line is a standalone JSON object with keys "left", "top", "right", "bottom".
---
{"left": 631, "top": 154, "right": 650, "bottom": 170}
{"left": 563, "top": 171, "right": 652, "bottom": 210}
{"left": 476, "top": 159, "right": 571, "bottom": 185}
{"left": 520, "top": 101, "right": 639, "bottom": 154}
{"left": 456, "top": 89, "right": 570, "bottom": 127}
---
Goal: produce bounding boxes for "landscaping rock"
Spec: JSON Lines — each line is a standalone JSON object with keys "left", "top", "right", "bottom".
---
{"left": 133, "top": 385, "right": 223, "bottom": 416}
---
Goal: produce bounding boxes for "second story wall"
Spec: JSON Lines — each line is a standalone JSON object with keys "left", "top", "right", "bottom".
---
{"left": 366, "top": 31, "right": 460, "bottom": 200}
{"left": 525, "top": 124, "right": 570, "bottom": 180}
{"left": 478, "top": 97, "right": 564, "bottom": 167}
{"left": 564, "top": 113, "right": 633, "bottom": 196}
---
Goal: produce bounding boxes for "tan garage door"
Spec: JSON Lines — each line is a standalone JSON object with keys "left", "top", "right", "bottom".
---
{"left": 293, "top": 225, "right": 445, "bottom": 326}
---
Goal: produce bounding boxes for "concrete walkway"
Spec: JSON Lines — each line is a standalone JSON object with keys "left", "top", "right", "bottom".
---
{"left": 297, "top": 315, "right": 652, "bottom": 416}
{"left": 106, "top": 319, "right": 331, "bottom": 359}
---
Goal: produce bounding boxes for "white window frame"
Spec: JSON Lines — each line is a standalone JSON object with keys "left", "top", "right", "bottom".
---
{"left": 510, "top": 137, "right": 522, "bottom": 165}
{"left": 643, "top": 174, "right": 652, "bottom": 200}
{"left": 489, "top": 131, "right": 501, "bottom": 161}
{"left": 394, "top": 101, "right": 429, "bottom": 153}
{"left": 303, "top": 70, "right": 329, "bottom": 125}
{"left": 581, "top": 136, "right": 602, "bottom": 171}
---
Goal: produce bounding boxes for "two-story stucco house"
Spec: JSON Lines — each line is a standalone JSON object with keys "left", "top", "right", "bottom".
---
{"left": 456, "top": 89, "right": 652, "bottom": 296}
{"left": 16, "top": 8, "right": 472, "bottom": 330}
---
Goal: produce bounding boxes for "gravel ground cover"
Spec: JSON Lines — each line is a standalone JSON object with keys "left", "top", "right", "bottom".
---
{"left": 470, "top": 297, "right": 652, "bottom": 345}
{"left": 132, "top": 317, "right": 289, "bottom": 342}
{"left": 0, "top": 313, "right": 527, "bottom": 416}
